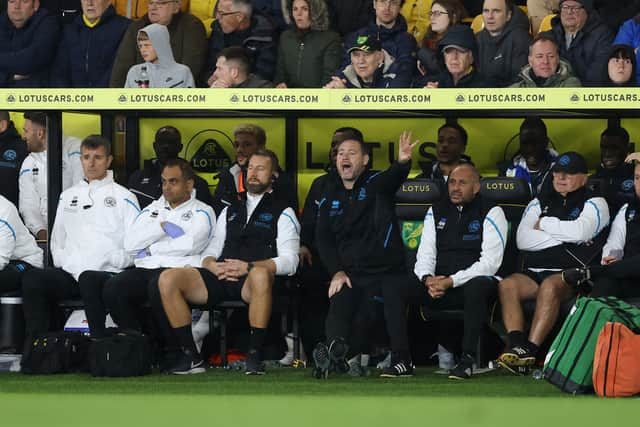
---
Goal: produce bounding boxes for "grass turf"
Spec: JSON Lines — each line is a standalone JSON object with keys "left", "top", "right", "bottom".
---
{"left": 0, "top": 367, "right": 637, "bottom": 427}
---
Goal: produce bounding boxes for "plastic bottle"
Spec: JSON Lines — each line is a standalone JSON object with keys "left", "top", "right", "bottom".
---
{"left": 139, "top": 66, "right": 149, "bottom": 88}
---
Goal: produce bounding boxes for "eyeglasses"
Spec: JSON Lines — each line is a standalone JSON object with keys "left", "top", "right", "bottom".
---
{"left": 610, "top": 58, "right": 632, "bottom": 65}
{"left": 148, "top": 0, "right": 176, "bottom": 8}
{"left": 215, "top": 9, "right": 241, "bottom": 18}
{"left": 376, "top": 0, "right": 402, "bottom": 7}
{"left": 560, "top": 5, "right": 584, "bottom": 13}
{"left": 428, "top": 10, "right": 449, "bottom": 18}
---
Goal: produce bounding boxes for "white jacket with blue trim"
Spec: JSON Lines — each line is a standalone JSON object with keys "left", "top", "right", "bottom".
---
{"left": 0, "top": 195, "right": 43, "bottom": 269}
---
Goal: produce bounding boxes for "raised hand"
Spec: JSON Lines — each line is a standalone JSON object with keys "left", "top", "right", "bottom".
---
{"left": 398, "top": 130, "right": 419, "bottom": 163}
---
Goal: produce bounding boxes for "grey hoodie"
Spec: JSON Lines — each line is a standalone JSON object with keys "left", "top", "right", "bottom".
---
{"left": 124, "top": 23, "right": 195, "bottom": 88}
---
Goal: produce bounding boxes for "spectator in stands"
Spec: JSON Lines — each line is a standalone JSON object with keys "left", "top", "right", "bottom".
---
{"left": 211, "top": 123, "right": 297, "bottom": 216}
{"left": 51, "top": 0, "right": 130, "bottom": 88}
{"left": 21, "top": 136, "right": 139, "bottom": 339}
{"left": 416, "top": 122, "right": 470, "bottom": 189}
{"left": 101, "top": 159, "right": 214, "bottom": 345}
{"left": 325, "top": 34, "right": 409, "bottom": 88}
{"left": 389, "top": 163, "right": 508, "bottom": 379}
{"left": 0, "top": 111, "right": 28, "bottom": 208}
{"left": 604, "top": 44, "right": 637, "bottom": 87}
{"left": 591, "top": 126, "right": 634, "bottom": 214}
{"left": 150, "top": 149, "right": 300, "bottom": 375}
{"left": 210, "top": 46, "right": 273, "bottom": 88}
{"left": 510, "top": 35, "right": 581, "bottom": 87}
{"left": 254, "top": 0, "right": 286, "bottom": 32}
{"left": 542, "top": 0, "right": 614, "bottom": 86}
{"left": 124, "top": 23, "right": 195, "bottom": 88}
{"left": 416, "top": 24, "right": 486, "bottom": 87}
{"left": 417, "top": 0, "right": 467, "bottom": 77}
{"left": 205, "top": 0, "right": 278, "bottom": 84}
{"left": 129, "top": 126, "right": 212, "bottom": 209}
{"left": 325, "top": 0, "right": 371, "bottom": 37}
{"left": 19, "top": 112, "right": 84, "bottom": 240}
{"left": 497, "top": 151, "right": 610, "bottom": 373}
{"left": 340, "top": 0, "right": 417, "bottom": 88}
{"left": 562, "top": 159, "right": 640, "bottom": 299}
{"left": 274, "top": 0, "right": 341, "bottom": 88}
{"left": 0, "top": 0, "right": 60, "bottom": 87}
{"left": 527, "top": 0, "right": 559, "bottom": 35}
{"left": 312, "top": 131, "right": 417, "bottom": 379}
{"left": 613, "top": 14, "right": 640, "bottom": 85}
{"left": 476, "top": 0, "right": 531, "bottom": 87}
{"left": 109, "top": 0, "right": 206, "bottom": 87}
{"left": 0, "top": 194, "right": 43, "bottom": 293}
{"left": 503, "top": 116, "right": 557, "bottom": 197}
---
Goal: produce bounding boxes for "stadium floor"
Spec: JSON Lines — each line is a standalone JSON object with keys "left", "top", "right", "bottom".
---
{"left": 0, "top": 367, "right": 637, "bottom": 427}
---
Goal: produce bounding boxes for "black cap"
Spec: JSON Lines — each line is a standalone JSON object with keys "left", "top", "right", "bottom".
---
{"left": 347, "top": 35, "right": 382, "bottom": 54}
{"left": 438, "top": 25, "right": 477, "bottom": 54}
{"left": 559, "top": 0, "right": 593, "bottom": 13}
{"left": 154, "top": 125, "right": 181, "bottom": 146}
{"left": 552, "top": 151, "right": 588, "bottom": 174}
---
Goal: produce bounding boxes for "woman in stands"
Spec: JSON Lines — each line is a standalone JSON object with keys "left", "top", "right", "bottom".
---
{"left": 416, "top": 0, "right": 467, "bottom": 78}
{"left": 274, "top": 0, "right": 342, "bottom": 88}
{"left": 604, "top": 44, "right": 637, "bottom": 87}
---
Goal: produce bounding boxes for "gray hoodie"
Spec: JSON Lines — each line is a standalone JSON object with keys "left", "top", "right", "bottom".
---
{"left": 124, "top": 23, "right": 195, "bottom": 88}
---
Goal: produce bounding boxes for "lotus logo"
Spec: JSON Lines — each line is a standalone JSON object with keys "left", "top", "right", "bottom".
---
{"left": 230, "top": 94, "right": 239, "bottom": 103}
{"left": 456, "top": 94, "right": 465, "bottom": 103}
{"left": 118, "top": 95, "right": 127, "bottom": 103}
{"left": 6, "top": 95, "right": 15, "bottom": 103}
{"left": 570, "top": 94, "right": 580, "bottom": 103}
{"left": 342, "top": 95, "right": 351, "bottom": 103}
{"left": 185, "top": 129, "right": 234, "bottom": 174}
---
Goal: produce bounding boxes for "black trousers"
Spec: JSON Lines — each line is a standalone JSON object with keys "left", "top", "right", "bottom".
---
{"left": 0, "top": 261, "right": 35, "bottom": 293}
{"left": 385, "top": 275, "right": 498, "bottom": 356}
{"left": 21, "top": 268, "right": 81, "bottom": 337}
{"left": 77, "top": 270, "right": 116, "bottom": 338}
{"left": 590, "top": 254, "right": 640, "bottom": 298}
{"left": 325, "top": 272, "right": 414, "bottom": 356}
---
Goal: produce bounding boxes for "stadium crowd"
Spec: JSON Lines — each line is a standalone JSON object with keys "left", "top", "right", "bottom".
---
{"left": 0, "top": 0, "right": 639, "bottom": 88}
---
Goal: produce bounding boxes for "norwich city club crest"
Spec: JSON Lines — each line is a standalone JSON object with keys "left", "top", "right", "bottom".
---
{"left": 401, "top": 221, "right": 423, "bottom": 250}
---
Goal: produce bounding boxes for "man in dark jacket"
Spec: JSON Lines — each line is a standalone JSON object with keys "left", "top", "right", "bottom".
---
{"left": 476, "top": 0, "right": 531, "bottom": 87}
{"left": 205, "top": 0, "right": 277, "bottom": 85}
{"left": 209, "top": 46, "right": 273, "bottom": 88}
{"left": 417, "top": 25, "right": 486, "bottom": 88}
{"left": 543, "top": 0, "right": 614, "bottom": 86}
{"left": 109, "top": 0, "right": 206, "bottom": 87}
{"left": 128, "top": 125, "right": 213, "bottom": 209}
{"left": 416, "top": 121, "right": 471, "bottom": 189}
{"left": 0, "top": 0, "right": 60, "bottom": 87}
{"left": 340, "top": 0, "right": 416, "bottom": 88}
{"left": 312, "top": 130, "right": 417, "bottom": 379}
{"left": 51, "top": 0, "right": 129, "bottom": 87}
{"left": 0, "top": 111, "right": 28, "bottom": 208}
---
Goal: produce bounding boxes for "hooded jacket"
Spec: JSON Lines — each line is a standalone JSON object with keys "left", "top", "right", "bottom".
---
{"left": 0, "top": 121, "right": 28, "bottom": 208}
{"left": 52, "top": 5, "right": 130, "bottom": 88}
{"left": 510, "top": 58, "right": 582, "bottom": 87}
{"left": 476, "top": 5, "right": 532, "bottom": 87}
{"left": 341, "top": 14, "right": 416, "bottom": 88}
{"left": 338, "top": 49, "right": 406, "bottom": 88}
{"left": 124, "top": 190, "right": 215, "bottom": 269}
{"left": 50, "top": 171, "right": 140, "bottom": 280}
{"left": 109, "top": 11, "right": 207, "bottom": 87}
{"left": 124, "top": 23, "right": 195, "bottom": 88}
{"left": 274, "top": 0, "right": 342, "bottom": 87}
{"left": 0, "top": 8, "right": 60, "bottom": 87}
{"left": 544, "top": 9, "right": 614, "bottom": 86}
{"left": 613, "top": 17, "right": 640, "bottom": 85}
{"left": 0, "top": 195, "right": 43, "bottom": 270}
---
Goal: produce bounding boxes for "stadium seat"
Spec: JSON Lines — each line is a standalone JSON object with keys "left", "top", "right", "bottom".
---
{"left": 471, "top": 14, "right": 484, "bottom": 33}
{"left": 537, "top": 14, "right": 556, "bottom": 35}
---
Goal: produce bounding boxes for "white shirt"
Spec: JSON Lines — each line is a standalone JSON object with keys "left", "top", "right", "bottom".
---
{"left": 125, "top": 190, "right": 216, "bottom": 269}
{"left": 601, "top": 203, "right": 629, "bottom": 262}
{"left": 50, "top": 171, "right": 140, "bottom": 280}
{"left": 202, "top": 192, "right": 300, "bottom": 276}
{"left": 18, "top": 137, "right": 84, "bottom": 236}
{"left": 414, "top": 205, "right": 508, "bottom": 287}
{"left": 0, "top": 195, "right": 43, "bottom": 269}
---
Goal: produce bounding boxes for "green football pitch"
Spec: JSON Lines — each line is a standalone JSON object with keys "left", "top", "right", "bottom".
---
{"left": 0, "top": 367, "right": 637, "bottom": 427}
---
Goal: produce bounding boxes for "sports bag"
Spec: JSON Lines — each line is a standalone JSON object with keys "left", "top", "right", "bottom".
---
{"left": 543, "top": 296, "right": 640, "bottom": 394}
{"left": 593, "top": 322, "right": 640, "bottom": 397}
{"left": 21, "top": 331, "right": 90, "bottom": 374}
{"left": 89, "top": 331, "right": 152, "bottom": 377}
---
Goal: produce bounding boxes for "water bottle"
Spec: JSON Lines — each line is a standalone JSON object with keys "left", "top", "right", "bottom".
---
{"left": 138, "top": 66, "right": 149, "bottom": 88}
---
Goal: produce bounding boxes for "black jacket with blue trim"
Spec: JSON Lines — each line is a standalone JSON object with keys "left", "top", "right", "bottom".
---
{"left": 315, "top": 161, "right": 410, "bottom": 276}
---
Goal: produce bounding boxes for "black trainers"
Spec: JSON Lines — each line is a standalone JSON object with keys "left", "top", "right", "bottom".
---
{"left": 312, "top": 342, "right": 330, "bottom": 379}
{"left": 380, "top": 357, "right": 414, "bottom": 378}
{"left": 245, "top": 349, "right": 265, "bottom": 375}
{"left": 168, "top": 348, "right": 206, "bottom": 375}
{"left": 448, "top": 354, "right": 474, "bottom": 380}
{"left": 498, "top": 345, "right": 536, "bottom": 370}
{"left": 328, "top": 338, "right": 349, "bottom": 374}
{"left": 562, "top": 267, "right": 590, "bottom": 288}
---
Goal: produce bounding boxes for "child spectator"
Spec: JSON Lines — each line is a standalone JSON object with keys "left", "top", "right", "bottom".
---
{"left": 125, "top": 23, "right": 195, "bottom": 88}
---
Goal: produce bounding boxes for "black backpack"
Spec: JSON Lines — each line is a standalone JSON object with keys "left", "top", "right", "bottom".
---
{"left": 21, "top": 331, "right": 90, "bottom": 374}
{"left": 88, "top": 331, "right": 152, "bottom": 377}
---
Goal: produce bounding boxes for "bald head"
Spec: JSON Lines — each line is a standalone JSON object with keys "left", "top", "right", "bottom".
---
{"left": 448, "top": 163, "right": 480, "bottom": 205}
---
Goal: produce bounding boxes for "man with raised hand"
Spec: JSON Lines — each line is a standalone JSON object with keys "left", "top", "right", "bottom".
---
{"left": 151, "top": 149, "right": 299, "bottom": 375}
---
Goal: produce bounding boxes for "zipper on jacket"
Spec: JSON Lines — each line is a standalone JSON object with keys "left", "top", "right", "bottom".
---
{"left": 296, "top": 42, "right": 305, "bottom": 82}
